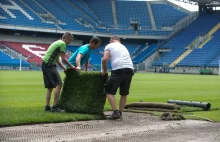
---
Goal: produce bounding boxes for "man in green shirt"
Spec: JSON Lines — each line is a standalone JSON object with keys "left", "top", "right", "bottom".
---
{"left": 68, "top": 37, "right": 102, "bottom": 71}
{"left": 42, "top": 32, "right": 75, "bottom": 112}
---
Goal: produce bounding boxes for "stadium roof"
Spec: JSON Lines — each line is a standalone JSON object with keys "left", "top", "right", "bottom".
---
{"left": 174, "top": 0, "right": 220, "bottom": 6}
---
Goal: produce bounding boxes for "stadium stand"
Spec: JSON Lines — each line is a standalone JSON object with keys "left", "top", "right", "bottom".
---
{"left": 0, "top": 0, "right": 12, "bottom": 5}
{"left": 70, "top": 0, "right": 101, "bottom": 26}
{"left": 0, "top": 39, "right": 145, "bottom": 69}
{"left": 53, "top": 0, "right": 98, "bottom": 27}
{"left": 109, "top": 29, "right": 135, "bottom": 35}
{"left": 115, "top": 0, "right": 151, "bottom": 29}
{"left": 35, "top": 0, "right": 94, "bottom": 32}
{"left": 89, "top": 51, "right": 102, "bottom": 65}
{"left": 124, "top": 43, "right": 140, "bottom": 57}
{"left": 0, "top": 41, "right": 85, "bottom": 68}
{"left": 209, "top": 54, "right": 220, "bottom": 67}
{"left": 0, "top": 0, "right": 56, "bottom": 28}
{"left": 66, "top": 46, "right": 79, "bottom": 53}
{"left": 138, "top": 30, "right": 171, "bottom": 36}
{"left": 133, "top": 44, "right": 157, "bottom": 64}
{"left": 154, "top": 13, "right": 220, "bottom": 67}
{"left": 95, "top": 27, "right": 107, "bottom": 33}
{"left": 84, "top": 0, "right": 114, "bottom": 28}
{"left": 151, "top": 3, "right": 187, "bottom": 28}
{"left": 178, "top": 29, "right": 220, "bottom": 67}
{"left": 0, "top": 0, "right": 188, "bottom": 36}
{"left": 0, "top": 50, "right": 29, "bottom": 67}
{"left": 22, "top": 0, "right": 47, "bottom": 14}
{"left": 0, "top": 41, "right": 49, "bottom": 65}
{"left": 131, "top": 44, "right": 147, "bottom": 57}
{"left": 0, "top": 0, "right": 219, "bottom": 74}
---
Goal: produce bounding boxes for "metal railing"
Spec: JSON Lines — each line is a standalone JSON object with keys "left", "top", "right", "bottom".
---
{"left": 0, "top": 44, "right": 26, "bottom": 60}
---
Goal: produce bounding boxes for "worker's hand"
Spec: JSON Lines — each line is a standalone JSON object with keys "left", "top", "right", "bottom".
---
{"left": 64, "top": 68, "right": 67, "bottom": 73}
{"left": 101, "top": 71, "right": 108, "bottom": 76}
{"left": 76, "top": 66, "right": 81, "bottom": 72}
{"left": 71, "top": 66, "right": 76, "bottom": 70}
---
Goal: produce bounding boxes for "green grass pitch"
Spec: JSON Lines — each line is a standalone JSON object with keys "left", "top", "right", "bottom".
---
{"left": 0, "top": 70, "right": 219, "bottom": 126}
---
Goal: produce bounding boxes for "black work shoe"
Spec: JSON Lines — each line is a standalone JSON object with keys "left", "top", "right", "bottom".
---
{"left": 106, "top": 113, "right": 121, "bottom": 120}
{"left": 119, "top": 111, "right": 122, "bottom": 116}
{"left": 44, "top": 105, "right": 51, "bottom": 111}
{"left": 51, "top": 105, "right": 65, "bottom": 112}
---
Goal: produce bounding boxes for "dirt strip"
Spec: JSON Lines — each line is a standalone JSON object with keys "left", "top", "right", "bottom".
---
{"left": 0, "top": 112, "right": 219, "bottom": 142}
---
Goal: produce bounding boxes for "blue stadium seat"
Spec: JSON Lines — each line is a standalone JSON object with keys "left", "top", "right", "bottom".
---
{"left": 71, "top": 0, "right": 101, "bottom": 26}
{"left": 84, "top": 0, "right": 114, "bottom": 28}
{"left": 0, "top": 0, "right": 56, "bottom": 28}
{"left": 123, "top": 43, "right": 139, "bottom": 56}
{"left": 0, "top": 51, "right": 30, "bottom": 67}
{"left": 209, "top": 54, "right": 220, "bottom": 67}
{"left": 139, "top": 30, "right": 171, "bottom": 36}
{"left": 155, "top": 14, "right": 220, "bottom": 66}
{"left": 133, "top": 44, "right": 157, "bottom": 64}
{"left": 22, "top": 0, "right": 47, "bottom": 14}
{"left": 178, "top": 29, "right": 220, "bottom": 67}
{"left": 35, "top": 0, "right": 95, "bottom": 32}
{"left": 109, "top": 29, "right": 134, "bottom": 35}
{"left": 115, "top": 1, "right": 152, "bottom": 29}
{"left": 53, "top": 0, "right": 98, "bottom": 27}
{"left": 151, "top": 4, "right": 187, "bottom": 28}
{"left": 0, "top": 0, "right": 189, "bottom": 36}
{"left": 95, "top": 27, "right": 107, "bottom": 33}
{"left": 0, "top": 0, "right": 13, "bottom": 5}
{"left": 67, "top": 46, "right": 79, "bottom": 53}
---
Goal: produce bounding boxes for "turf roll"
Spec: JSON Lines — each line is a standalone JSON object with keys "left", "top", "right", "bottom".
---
{"left": 124, "top": 102, "right": 176, "bottom": 110}
{"left": 59, "top": 70, "right": 107, "bottom": 115}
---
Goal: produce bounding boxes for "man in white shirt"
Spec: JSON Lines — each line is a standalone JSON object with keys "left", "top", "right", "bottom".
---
{"left": 101, "top": 36, "right": 134, "bottom": 119}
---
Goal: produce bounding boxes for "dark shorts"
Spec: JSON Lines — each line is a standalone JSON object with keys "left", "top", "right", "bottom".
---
{"left": 104, "top": 68, "right": 134, "bottom": 96}
{"left": 41, "top": 62, "right": 62, "bottom": 88}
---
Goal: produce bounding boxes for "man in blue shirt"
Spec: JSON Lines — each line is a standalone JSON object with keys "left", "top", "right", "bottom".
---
{"left": 68, "top": 37, "right": 102, "bottom": 71}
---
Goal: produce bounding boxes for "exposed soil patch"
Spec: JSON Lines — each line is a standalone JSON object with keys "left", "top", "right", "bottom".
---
{"left": 0, "top": 112, "right": 219, "bottom": 142}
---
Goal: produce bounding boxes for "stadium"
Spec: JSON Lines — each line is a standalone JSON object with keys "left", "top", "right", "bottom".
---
{"left": 0, "top": 0, "right": 220, "bottom": 141}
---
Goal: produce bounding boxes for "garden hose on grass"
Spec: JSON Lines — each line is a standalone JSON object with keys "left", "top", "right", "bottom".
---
{"left": 187, "top": 114, "right": 215, "bottom": 123}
